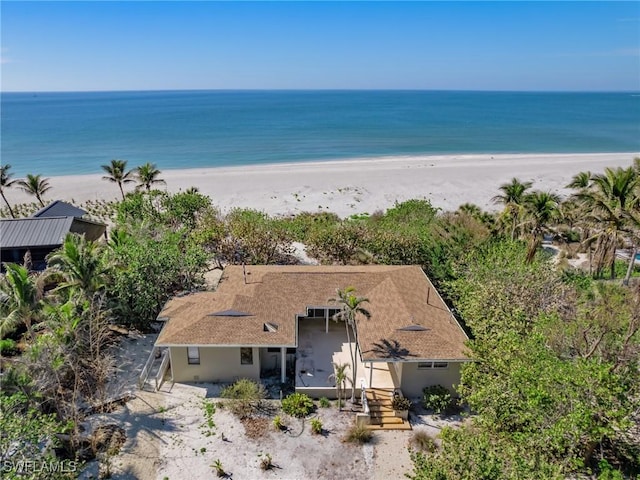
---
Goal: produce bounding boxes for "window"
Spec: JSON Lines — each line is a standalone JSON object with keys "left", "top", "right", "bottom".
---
{"left": 187, "top": 347, "right": 200, "bottom": 365}
{"left": 417, "top": 361, "right": 449, "bottom": 370}
{"left": 267, "top": 347, "right": 296, "bottom": 354}
{"left": 240, "top": 347, "right": 254, "bottom": 365}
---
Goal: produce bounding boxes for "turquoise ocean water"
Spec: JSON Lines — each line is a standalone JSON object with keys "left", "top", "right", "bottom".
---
{"left": 2, "top": 90, "right": 639, "bottom": 177}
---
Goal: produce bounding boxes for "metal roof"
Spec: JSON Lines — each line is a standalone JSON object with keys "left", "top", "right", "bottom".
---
{"left": 31, "top": 201, "right": 87, "bottom": 219}
{"left": 0, "top": 217, "right": 75, "bottom": 248}
{"left": 0, "top": 215, "right": 105, "bottom": 249}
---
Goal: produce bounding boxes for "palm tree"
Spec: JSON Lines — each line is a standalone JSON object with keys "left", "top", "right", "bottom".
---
{"left": 101, "top": 159, "right": 134, "bottom": 200}
{"left": 522, "top": 191, "right": 561, "bottom": 263}
{"left": 566, "top": 171, "right": 592, "bottom": 190}
{"left": 0, "top": 263, "right": 43, "bottom": 339}
{"left": 0, "top": 164, "right": 17, "bottom": 218}
{"left": 328, "top": 363, "right": 350, "bottom": 411}
{"left": 46, "top": 234, "right": 108, "bottom": 299}
{"left": 330, "top": 287, "right": 371, "bottom": 403}
{"left": 576, "top": 167, "right": 638, "bottom": 279}
{"left": 135, "top": 162, "right": 166, "bottom": 192}
{"left": 492, "top": 178, "right": 533, "bottom": 240}
{"left": 16, "top": 174, "right": 51, "bottom": 207}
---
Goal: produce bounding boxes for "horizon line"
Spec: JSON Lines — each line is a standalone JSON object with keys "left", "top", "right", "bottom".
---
{"left": 3, "top": 88, "right": 640, "bottom": 95}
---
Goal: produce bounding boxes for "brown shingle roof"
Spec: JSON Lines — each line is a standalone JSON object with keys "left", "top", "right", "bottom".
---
{"left": 156, "top": 265, "right": 468, "bottom": 361}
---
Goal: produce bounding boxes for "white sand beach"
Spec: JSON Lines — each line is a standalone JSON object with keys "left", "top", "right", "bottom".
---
{"left": 8, "top": 153, "right": 638, "bottom": 217}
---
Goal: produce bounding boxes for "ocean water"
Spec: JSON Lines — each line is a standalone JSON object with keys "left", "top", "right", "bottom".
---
{"left": 2, "top": 90, "right": 639, "bottom": 177}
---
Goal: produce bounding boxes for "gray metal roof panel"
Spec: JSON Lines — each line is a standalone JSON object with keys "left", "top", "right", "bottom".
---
{"left": 0, "top": 217, "right": 74, "bottom": 249}
{"left": 31, "top": 201, "right": 87, "bottom": 218}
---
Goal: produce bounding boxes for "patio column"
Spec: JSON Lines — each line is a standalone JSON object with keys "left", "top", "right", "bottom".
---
{"left": 325, "top": 309, "right": 329, "bottom": 333}
{"left": 369, "top": 361, "right": 373, "bottom": 388}
{"left": 280, "top": 347, "right": 286, "bottom": 383}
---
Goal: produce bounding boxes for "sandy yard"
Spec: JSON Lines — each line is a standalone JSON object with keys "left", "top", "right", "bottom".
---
{"left": 79, "top": 336, "right": 462, "bottom": 480}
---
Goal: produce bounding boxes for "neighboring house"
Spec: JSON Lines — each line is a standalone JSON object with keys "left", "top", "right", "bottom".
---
{"left": 0, "top": 201, "right": 106, "bottom": 271}
{"left": 154, "top": 265, "right": 469, "bottom": 399}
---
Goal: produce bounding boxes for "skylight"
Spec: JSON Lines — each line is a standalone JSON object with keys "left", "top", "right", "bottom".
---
{"left": 397, "top": 325, "right": 428, "bottom": 332}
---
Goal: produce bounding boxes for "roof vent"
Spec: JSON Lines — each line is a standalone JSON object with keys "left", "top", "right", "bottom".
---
{"left": 263, "top": 322, "right": 279, "bottom": 332}
{"left": 397, "top": 325, "right": 428, "bottom": 332}
{"left": 209, "top": 309, "right": 253, "bottom": 317}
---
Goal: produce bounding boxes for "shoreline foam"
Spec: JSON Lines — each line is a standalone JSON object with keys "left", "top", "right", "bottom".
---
{"left": 6, "top": 152, "right": 638, "bottom": 218}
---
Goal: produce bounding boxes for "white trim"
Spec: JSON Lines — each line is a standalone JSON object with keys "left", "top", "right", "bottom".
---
{"left": 363, "top": 358, "right": 471, "bottom": 363}
{"left": 187, "top": 346, "right": 200, "bottom": 365}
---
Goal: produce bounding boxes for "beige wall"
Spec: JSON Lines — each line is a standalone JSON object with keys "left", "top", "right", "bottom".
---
{"left": 295, "top": 386, "right": 360, "bottom": 400}
{"left": 170, "top": 346, "right": 260, "bottom": 383}
{"left": 399, "top": 362, "right": 462, "bottom": 398}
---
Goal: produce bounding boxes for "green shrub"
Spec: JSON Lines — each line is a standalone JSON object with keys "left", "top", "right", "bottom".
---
{"left": 310, "top": 418, "right": 323, "bottom": 435}
{"left": 211, "top": 459, "right": 225, "bottom": 478}
{"left": 344, "top": 423, "right": 373, "bottom": 444}
{"left": 281, "top": 392, "right": 314, "bottom": 417}
{"left": 220, "top": 379, "right": 266, "bottom": 418}
{"left": 318, "top": 397, "right": 331, "bottom": 408}
{"left": 0, "top": 338, "right": 17, "bottom": 355}
{"left": 220, "top": 378, "right": 266, "bottom": 401}
{"left": 272, "top": 415, "right": 285, "bottom": 431}
{"left": 422, "top": 385, "right": 451, "bottom": 414}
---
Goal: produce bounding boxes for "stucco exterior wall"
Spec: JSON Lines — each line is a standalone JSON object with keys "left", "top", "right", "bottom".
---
{"left": 399, "top": 362, "right": 462, "bottom": 398}
{"left": 170, "top": 346, "right": 260, "bottom": 383}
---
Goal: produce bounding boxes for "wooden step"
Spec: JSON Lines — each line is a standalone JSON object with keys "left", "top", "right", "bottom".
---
{"left": 366, "top": 422, "right": 412, "bottom": 431}
{"left": 369, "top": 409, "right": 397, "bottom": 416}
{"left": 367, "top": 404, "right": 394, "bottom": 412}
{"left": 370, "top": 415, "right": 405, "bottom": 424}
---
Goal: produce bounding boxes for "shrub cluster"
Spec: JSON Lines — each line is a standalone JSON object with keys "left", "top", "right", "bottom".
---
{"left": 281, "top": 392, "right": 314, "bottom": 418}
{"left": 422, "top": 385, "right": 451, "bottom": 414}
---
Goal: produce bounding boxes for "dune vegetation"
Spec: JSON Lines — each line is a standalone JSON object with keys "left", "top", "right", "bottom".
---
{"left": 1, "top": 158, "right": 639, "bottom": 478}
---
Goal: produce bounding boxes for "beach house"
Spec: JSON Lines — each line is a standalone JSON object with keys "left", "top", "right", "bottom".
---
{"left": 150, "top": 265, "right": 469, "bottom": 403}
{"left": 0, "top": 201, "right": 106, "bottom": 271}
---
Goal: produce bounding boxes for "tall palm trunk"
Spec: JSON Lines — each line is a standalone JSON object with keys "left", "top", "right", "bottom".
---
{"left": 118, "top": 182, "right": 125, "bottom": 200}
{"left": 1, "top": 190, "right": 16, "bottom": 218}
{"left": 624, "top": 245, "right": 637, "bottom": 286}
{"left": 343, "top": 320, "right": 355, "bottom": 403}
{"left": 350, "top": 321, "right": 360, "bottom": 403}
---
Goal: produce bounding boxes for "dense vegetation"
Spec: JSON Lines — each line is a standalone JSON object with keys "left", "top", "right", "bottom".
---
{"left": 1, "top": 158, "right": 639, "bottom": 478}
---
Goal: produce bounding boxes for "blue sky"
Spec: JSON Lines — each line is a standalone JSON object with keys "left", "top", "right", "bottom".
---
{"left": 1, "top": 1, "right": 639, "bottom": 91}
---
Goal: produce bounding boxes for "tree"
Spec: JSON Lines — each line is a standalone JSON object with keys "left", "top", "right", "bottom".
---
{"left": 101, "top": 159, "right": 135, "bottom": 200}
{"left": 492, "top": 177, "right": 533, "bottom": 240}
{"left": 566, "top": 171, "right": 592, "bottom": 190}
{"left": 0, "top": 393, "right": 70, "bottom": 476}
{"left": 0, "top": 263, "right": 43, "bottom": 340}
{"left": 575, "top": 167, "right": 638, "bottom": 278}
{"left": 0, "top": 164, "right": 17, "bottom": 218}
{"left": 135, "top": 162, "right": 166, "bottom": 192}
{"left": 46, "top": 233, "right": 109, "bottom": 299}
{"left": 16, "top": 174, "right": 51, "bottom": 208}
{"left": 330, "top": 287, "right": 370, "bottom": 403}
{"left": 522, "top": 191, "right": 561, "bottom": 263}
{"left": 329, "top": 362, "right": 349, "bottom": 410}
{"left": 440, "top": 240, "right": 639, "bottom": 478}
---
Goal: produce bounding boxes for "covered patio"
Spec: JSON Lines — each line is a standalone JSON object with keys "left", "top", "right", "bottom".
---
{"left": 295, "top": 317, "right": 395, "bottom": 398}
